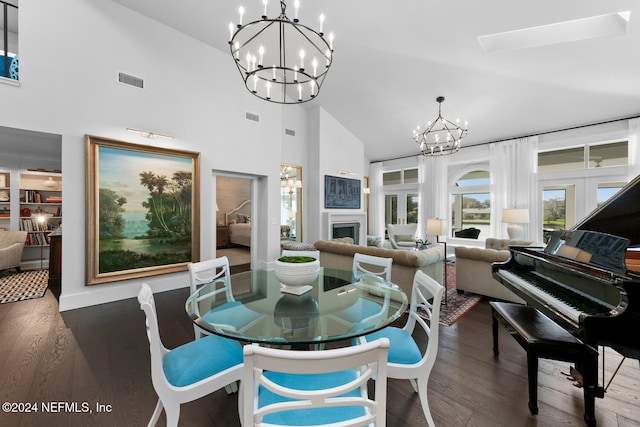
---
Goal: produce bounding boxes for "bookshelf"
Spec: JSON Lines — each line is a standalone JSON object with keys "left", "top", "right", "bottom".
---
{"left": 0, "top": 172, "right": 9, "bottom": 230}
{"left": 19, "top": 172, "right": 62, "bottom": 266}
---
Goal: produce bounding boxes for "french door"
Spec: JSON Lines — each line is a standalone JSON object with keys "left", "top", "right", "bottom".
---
{"left": 385, "top": 192, "right": 419, "bottom": 225}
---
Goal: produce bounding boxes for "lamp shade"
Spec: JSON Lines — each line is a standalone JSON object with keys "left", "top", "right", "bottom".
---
{"left": 502, "top": 209, "right": 529, "bottom": 224}
{"left": 426, "top": 218, "right": 447, "bottom": 236}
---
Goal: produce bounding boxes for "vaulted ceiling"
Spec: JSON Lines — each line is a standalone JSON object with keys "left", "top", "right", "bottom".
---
{"left": 111, "top": 0, "right": 640, "bottom": 162}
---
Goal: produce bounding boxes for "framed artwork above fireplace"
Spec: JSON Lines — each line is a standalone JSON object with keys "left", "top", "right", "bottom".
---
{"left": 324, "top": 175, "right": 361, "bottom": 209}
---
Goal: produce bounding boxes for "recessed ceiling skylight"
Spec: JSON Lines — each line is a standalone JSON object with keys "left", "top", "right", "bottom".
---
{"left": 478, "top": 11, "right": 630, "bottom": 53}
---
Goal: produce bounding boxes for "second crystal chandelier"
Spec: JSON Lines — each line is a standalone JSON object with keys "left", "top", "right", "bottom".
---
{"left": 229, "top": 1, "right": 334, "bottom": 104}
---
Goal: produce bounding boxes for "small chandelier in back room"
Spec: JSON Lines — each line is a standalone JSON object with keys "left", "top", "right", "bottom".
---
{"left": 412, "top": 96, "right": 468, "bottom": 156}
{"left": 228, "top": 0, "right": 334, "bottom": 104}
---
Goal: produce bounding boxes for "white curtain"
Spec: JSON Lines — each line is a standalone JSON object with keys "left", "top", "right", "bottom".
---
{"left": 419, "top": 155, "right": 449, "bottom": 237}
{"left": 369, "top": 162, "right": 385, "bottom": 238}
{"left": 629, "top": 118, "right": 640, "bottom": 180}
{"left": 417, "top": 155, "right": 427, "bottom": 236}
{"left": 490, "top": 136, "right": 539, "bottom": 241}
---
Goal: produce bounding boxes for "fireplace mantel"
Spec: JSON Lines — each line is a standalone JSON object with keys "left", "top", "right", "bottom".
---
{"left": 324, "top": 212, "right": 367, "bottom": 246}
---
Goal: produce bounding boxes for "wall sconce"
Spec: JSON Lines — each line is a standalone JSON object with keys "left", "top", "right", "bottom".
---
{"left": 126, "top": 128, "right": 174, "bottom": 140}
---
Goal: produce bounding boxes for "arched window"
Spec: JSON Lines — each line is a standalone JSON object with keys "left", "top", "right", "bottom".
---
{"left": 450, "top": 170, "right": 491, "bottom": 240}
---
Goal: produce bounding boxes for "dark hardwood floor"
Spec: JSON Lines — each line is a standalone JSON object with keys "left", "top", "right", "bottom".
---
{"left": 0, "top": 287, "right": 638, "bottom": 426}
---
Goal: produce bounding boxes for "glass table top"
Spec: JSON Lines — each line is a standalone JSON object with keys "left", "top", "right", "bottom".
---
{"left": 185, "top": 267, "right": 408, "bottom": 345}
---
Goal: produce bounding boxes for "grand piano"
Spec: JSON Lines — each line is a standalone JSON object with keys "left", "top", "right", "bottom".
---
{"left": 492, "top": 174, "right": 640, "bottom": 425}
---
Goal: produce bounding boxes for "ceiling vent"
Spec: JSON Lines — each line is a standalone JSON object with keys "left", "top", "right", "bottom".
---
{"left": 118, "top": 72, "right": 144, "bottom": 89}
{"left": 245, "top": 112, "right": 260, "bottom": 122}
{"left": 285, "top": 128, "right": 296, "bottom": 137}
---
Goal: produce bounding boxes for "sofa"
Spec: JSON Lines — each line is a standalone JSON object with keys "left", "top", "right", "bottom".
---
{"left": 0, "top": 230, "right": 27, "bottom": 272}
{"left": 454, "top": 238, "right": 537, "bottom": 303}
{"left": 314, "top": 237, "right": 444, "bottom": 297}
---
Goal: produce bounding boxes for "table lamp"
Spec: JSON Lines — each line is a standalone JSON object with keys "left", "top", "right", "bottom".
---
{"left": 502, "top": 208, "right": 529, "bottom": 240}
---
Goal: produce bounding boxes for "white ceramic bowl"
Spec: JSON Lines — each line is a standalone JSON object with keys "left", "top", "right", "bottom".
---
{"left": 274, "top": 258, "right": 320, "bottom": 287}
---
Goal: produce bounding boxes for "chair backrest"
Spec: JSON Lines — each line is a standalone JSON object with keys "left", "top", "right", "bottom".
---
{"left": 352, "top": 253, "right": 393, "bottom": 282}
{"left": 242, "top": 338, "right": 390, "bottom": 427}
{"left": 404, "top": 270, "right": 445, "bottom": 367}
{"left": 138, "top": 283, "right": 171, "bottom": 393}
{"left": 387, "top": 223, "right": 418, "bottom": 249}
{"left": 188, "top": 256, "right": 233, "bottom": 300}
{"left": 281, "top": 249, "right": 320, "bottom": 259}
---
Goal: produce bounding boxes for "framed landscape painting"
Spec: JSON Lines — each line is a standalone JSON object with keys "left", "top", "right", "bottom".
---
{"left": 86, "top": 135, "right": 200, "bottom": 285}
{"left": 324, "top": 175, "right": 361, "bottom": 209}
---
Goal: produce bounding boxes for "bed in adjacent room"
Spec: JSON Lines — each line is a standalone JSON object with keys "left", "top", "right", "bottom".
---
{"left": 226, "top": 200, "right": 251, "bottom": 247}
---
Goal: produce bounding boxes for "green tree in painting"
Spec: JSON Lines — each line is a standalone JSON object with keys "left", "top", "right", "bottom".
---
{"left": 139, "top": 170, "right": 192, "bottom": 238}
{"left": 99, "top": 189, "right": 127, "bottom": 239}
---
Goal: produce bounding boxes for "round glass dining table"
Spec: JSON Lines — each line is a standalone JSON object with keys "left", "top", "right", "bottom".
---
{"left": 185, "top": 267, "right": 408, "bottom": 346}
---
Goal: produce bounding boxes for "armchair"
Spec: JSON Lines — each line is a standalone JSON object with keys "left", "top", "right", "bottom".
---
{"left": 0, "top": 230, "right": 27, "bottom": 272}
{"left": 387, "top": 223, "right": 418, "bottom": 250}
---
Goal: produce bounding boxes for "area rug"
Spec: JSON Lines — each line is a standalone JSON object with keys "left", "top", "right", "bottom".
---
{"left": 438, "top": 263, "right": 481, "bottom": 326}
{"left": 0, "top": 269, "right": 49, "bottom": 304}
{"left": 415, "top": 263, "right": 481, "bottom": 326}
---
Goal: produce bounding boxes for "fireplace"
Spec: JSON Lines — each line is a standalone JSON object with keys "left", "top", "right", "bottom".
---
{"left": 332, "top": 222, "right": 360, "bottom": 244}
{"left": 324, "top": 212, "right": 367, "bottom": 246}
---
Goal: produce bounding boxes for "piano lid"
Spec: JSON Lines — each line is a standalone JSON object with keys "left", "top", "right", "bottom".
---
{"left": 573, "top": 174, "right": 640, "bottom": 248}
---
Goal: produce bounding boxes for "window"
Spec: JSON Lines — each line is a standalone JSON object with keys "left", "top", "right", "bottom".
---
{"left": 0, "top": 1, "right": 18, "bottom": 81}
{"left": 538, "top": 141, "right": 628, "bottom": 172}
{"left": 382, "top": 168, "right": 418, "bottom": 186}
{"left": 451, "top": 171, "right": 491, "bottom": 239}
{"left": 589, "top": 141, "right": 628, "bottom": 168}
{"left": 597, "top": 182, "right": 625, "bottom": 207}
{"left": 538, "top": 147, "right": 585, "bottom": 172}
{"left": 383, "top": 167, "right": 420, "bottom": 229}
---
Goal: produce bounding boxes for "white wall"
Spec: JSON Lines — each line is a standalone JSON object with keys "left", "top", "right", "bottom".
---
{"left": 0, "top": 0, "right": 323, "bottom": 310}
{"left": 307, "top": 107, "right": 366, "bottom": 243}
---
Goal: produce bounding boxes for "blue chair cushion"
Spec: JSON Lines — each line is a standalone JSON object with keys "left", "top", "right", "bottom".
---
{"left": 258, "top": 369, "right": 366, "bottom": 425}
{"left": 202, "top": 301, "right": 261, "bottom": 331}
{"left": 364, "top": 327, "right": 422, "bottom": 365}
{"left": 163, "top": 334, "right": 242, "bottom": 387}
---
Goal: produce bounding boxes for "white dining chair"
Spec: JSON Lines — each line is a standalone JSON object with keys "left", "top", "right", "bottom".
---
{"left": 352, "top": 253, "right": 392, "bottom": 282}
{"left": 337, "top": 253, "right": 394, "bottom": 325}
{"left": 358, "top": 270, "right": 445, "bottom": 427}
{"left": 138, "top": 283, "right": 244, "bottom": 427}
{"left": 189, "top": 257, "right": 260, "bottom": 340}
{"left": 240, "top": 337, "right": 390, "bottom": 427}
{"left": 281, "top": 249, "right": 320, "bottom": 259}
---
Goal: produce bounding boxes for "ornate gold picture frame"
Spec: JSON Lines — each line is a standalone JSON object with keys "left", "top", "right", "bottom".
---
{"left": 86, "top": 135, "right": 200, "bottom": 285}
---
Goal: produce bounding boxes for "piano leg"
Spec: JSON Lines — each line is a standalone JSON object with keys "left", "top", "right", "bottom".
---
{"left": 527, "top": 350, "right": 539, "bottom": 415}
{"left": 579, "top": 354, "right": 599, "bottom": 427}
{"left": 492, "top": 315, "right": 499, "bottom": 356}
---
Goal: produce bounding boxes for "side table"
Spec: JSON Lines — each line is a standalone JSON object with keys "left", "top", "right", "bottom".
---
{"left": 216, "top": 225, "right": 229, "bottom": 249}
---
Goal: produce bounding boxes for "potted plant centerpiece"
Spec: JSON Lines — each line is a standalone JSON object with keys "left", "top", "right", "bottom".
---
{"left": 274, "top": 255, "right": 320, "bottom": 287}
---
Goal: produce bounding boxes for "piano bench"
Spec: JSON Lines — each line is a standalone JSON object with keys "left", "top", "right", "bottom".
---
{"left": 490, "top": 302, "right": 598, "bottom": 425}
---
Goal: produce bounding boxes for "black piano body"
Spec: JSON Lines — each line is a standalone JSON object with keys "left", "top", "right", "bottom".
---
{"left": 492, "top": 174, "right": 640, "bottom": 424}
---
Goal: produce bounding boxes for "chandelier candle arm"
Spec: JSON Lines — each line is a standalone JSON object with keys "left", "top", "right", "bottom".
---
{"left": 412, "top": 96, "right": 468, "bottom": 156}
{"left": 229, "top": 0, "right": 334, "bottom": 104}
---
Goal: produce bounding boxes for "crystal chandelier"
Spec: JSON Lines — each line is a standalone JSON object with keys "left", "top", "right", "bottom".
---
{"left": 229, "top": 1, "right": 334, "bottom": 104}
{"left": 412, "top": 96, "right": 468, "bottom": 156}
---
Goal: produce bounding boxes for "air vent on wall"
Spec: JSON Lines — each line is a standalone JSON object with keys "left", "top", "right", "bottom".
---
{"left": 245, "top": 112, "right": 260, "bottom": 122}
{"left": 118, "top": 72, "right": 144, "bottom": 89}
{"left": 285, "top": 128, "right": 296, "bottom": 136}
